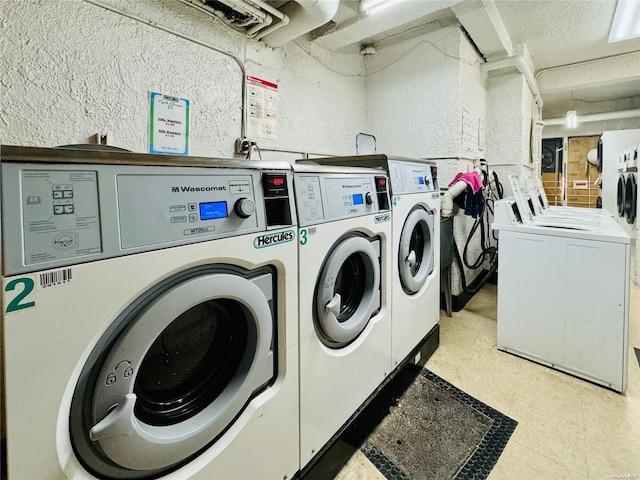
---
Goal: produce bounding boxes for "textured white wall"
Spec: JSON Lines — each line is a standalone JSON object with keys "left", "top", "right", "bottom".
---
{"left": 0, "top": 0, "right": 365, "bottom": 160}
{"left": 364, "top": 27, "right": 468, "bottom": 158}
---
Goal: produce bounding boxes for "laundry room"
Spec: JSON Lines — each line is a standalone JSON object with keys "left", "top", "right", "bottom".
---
{"left": 1, "top": 1, "right": 640, "bottom": 479}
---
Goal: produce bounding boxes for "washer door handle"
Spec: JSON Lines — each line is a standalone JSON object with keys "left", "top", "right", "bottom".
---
{"left": 89, "top": 393, "right": 138, "bottom": 441}
{"left": 405, "top": 250, "right": 417, "bottom": 269}
{"left": 325, "top": 293, "right": 342, "bottom": 317}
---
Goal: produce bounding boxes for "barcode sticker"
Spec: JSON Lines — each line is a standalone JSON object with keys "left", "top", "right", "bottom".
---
{"left": 39, "top": 268, "right": 72, "bottom": 288}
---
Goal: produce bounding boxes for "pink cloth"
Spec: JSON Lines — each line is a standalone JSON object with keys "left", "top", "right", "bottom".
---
{"left": 448, "top": 172, "right": 483, "bottom": 194}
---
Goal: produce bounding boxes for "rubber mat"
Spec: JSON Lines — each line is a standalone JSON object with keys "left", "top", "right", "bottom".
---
{"left": 339, "top": 365, "right": 517, "bottom": 480}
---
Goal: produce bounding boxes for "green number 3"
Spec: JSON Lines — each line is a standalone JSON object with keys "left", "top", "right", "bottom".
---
{"left": 300, "top": 229, "right": 308, "bottom": 246}
{"left": 5, "top": 277, "right": 36, "bottom": 313}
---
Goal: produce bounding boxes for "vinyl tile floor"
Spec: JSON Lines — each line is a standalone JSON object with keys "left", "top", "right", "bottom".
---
{"left": 326, "top": 282, "right": 640, "bottom": 480}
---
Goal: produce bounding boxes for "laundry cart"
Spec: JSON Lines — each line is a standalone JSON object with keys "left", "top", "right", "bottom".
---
{"left": 492, "top": 198, "right": 631, "bottom": 392}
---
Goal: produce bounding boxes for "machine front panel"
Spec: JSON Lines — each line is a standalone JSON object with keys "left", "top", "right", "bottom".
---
{"left": 117, "top": 174, "right": 258, "bottom": 248}
{"left": 387, "top": 160, "right": 436, "bottom": 195}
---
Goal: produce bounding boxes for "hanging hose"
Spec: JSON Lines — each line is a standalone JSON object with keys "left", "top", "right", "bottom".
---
{"left": 450, "top": 159, "right": 503, "bottom": 297}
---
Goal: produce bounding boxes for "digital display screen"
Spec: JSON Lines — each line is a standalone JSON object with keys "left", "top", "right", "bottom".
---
{"left": 269, "top": 176, "right": 286, "bottom": 186}
{"left": 199, "top": 201, "right": 228, "bottom": 220}
{"left": 418, "top": 177, "right": 425, "bottom": 185}
{"left": 352, "top": 193, "right": 364, "bottom": 205}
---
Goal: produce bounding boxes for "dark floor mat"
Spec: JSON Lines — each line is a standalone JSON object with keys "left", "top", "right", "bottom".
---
{"left": 339, "top": 365, "right": 517, "bottom": 480}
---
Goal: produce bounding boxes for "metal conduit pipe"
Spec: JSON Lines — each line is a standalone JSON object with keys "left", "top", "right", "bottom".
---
{"left": 441, "top": 180, "right": 469, "bottom": 217}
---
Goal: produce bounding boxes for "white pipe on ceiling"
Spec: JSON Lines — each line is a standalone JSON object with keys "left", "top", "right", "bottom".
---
{"left": 261, "top": 0, "right": 339, "bottom": 47}
{"left": 543, "top": 108, "right": 640, "bottom": 125}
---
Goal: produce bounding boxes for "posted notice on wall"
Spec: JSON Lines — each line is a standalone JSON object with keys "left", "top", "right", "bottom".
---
{"left": 246, "top": 76, "right": 278, "bottom": 140}
{"left": 149, "top": 92, "right": 190, "bottom": 156}
{"left": 462, "top": 108, "right": 479, "bottom": 155}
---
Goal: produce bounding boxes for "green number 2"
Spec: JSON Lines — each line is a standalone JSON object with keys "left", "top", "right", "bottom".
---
{"left": 300, "top": 229, "right": 308, "bottom": 246}
{"left": 5, "top": 277, "right": 36, "bottom": 313}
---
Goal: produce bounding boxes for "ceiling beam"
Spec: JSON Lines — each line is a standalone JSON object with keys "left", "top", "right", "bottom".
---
{"left": 451, "top": 0, "right": 512, "bottom": 59}
{"left": 536, "top": 51, "right": 640, "bottom": 94}
{"left": 312, "top": 0, "right": 459, "bottom": 51}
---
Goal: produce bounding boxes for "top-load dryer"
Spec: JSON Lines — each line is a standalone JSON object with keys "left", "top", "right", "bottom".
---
{"left": 1, "top": 146, "right": 300, "bottom": 480}
{"left": 292, "top": 163, "right": 392, "bottom": 468}
{"left": 298, "top": 155, "right": 440, "bottom": 368}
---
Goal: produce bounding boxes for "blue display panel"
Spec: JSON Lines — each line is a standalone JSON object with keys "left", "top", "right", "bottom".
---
{"left": 352, "top": 193, "right": 363, "bottom": 205}
{"left": 418, "top": 177, "right": 425, "bottom": 185}
{"left": 199, "top": 201, "right": 228, "bottom": 220}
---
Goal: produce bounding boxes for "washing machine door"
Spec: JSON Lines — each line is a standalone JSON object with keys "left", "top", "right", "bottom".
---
{"left": 398, "top": 207, "right": 435, "bottom": 294}
{"left": 617, "top": 175, "right": 626, "bottom": 217}
{"left": 625, "top": 174, "right": 637, "bottom": 224}
{"left": 70, "top": 266, "right": 276, "bottom": 479}
{"left": 315, "top": 234, "right": 381, "bottom": 348}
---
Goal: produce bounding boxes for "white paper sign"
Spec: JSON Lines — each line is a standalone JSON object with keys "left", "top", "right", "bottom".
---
{"left": 246, "top": 76, "right": 278, "bottom": 140}
{"left": 462, "top": 108, "right": 479, "bottom": 154}
{"left": 149, "top": 92, "right": 189, "bottom": 155}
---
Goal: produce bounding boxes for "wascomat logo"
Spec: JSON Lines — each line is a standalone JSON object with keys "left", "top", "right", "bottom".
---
{"left": 374, "top": 213, "right": 391, "bottom": 223}
{"left": 253, "top": 230, "right": 296, "bottom": 248}
{"left": 171, "top": 185, "right": 227, "bottom": 193}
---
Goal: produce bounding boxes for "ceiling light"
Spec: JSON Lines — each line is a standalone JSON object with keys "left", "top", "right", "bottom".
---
{"left": 566, "top": 110, "right": 577, "bottom": 129}
{"left": 609, "top": 0, "right": 640, "bottom": 42}
{"left": 363, "top": 0, "right": 403, "bottom": 15}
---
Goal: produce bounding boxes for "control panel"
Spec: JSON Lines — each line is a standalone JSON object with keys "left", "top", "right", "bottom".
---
{"left": 2, "top": 160, "right": 295, "bottom": 275}
{"left": 387, "top": 160, "right": 438, "bottom": 194}
{"left": 295, "top": 174, "right": 390, "bottom": 226}
{"left": 117, "top": 174, "right": 260, "bottom": 249}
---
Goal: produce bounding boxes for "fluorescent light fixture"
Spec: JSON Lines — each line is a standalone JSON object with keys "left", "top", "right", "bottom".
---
{"left": 609, "top": 0, "right": 640, "bottom": 42}
{"left": 566, "top": 110, "right": 577, "bottom": 129}
{"left": 363, "top": 0, "right": 403, "bottom": 15}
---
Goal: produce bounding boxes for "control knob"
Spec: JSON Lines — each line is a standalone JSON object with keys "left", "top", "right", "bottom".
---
{"left": 424, "top": 176, "right": 431, "bottom": 186}
{"left": 365, "top": 192, "right": 374, "bottom": 205}
{"left": 234, "top": 198, "right": 255, "bottom": 218}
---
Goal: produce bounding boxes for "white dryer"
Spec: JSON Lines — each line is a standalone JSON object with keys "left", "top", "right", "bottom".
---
{"left": 298, "top": 155, "right": 440, "bottom": 368}
{"left": 292, "top": 163, "right": 392, "bottom": 468}
{"left": 0, "top": 146, "right": 299, "bottom": 479}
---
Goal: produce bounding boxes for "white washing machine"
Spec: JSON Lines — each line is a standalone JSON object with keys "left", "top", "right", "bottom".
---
{"left": 531, "top": 175, "right": 612, "bottom": 219}
{"left": 0, "top": 146, "right": 299, "bottom": 479}
{"left": 509, "top": 174, "right": 611, "bottom": 228}
{"left": 492, "top": 198, "right": 630, "bottom": 392}
{"left": 292, "top": 163, "right": 392, "bottom": 468}
{"left": 623, "top": 146, "right": 638, "bottom": 226}
{"left": 298, "top": 155, "right": 440, "bottom": 368}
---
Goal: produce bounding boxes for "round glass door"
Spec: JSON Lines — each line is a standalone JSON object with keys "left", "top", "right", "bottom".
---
{"left": 617, "top": 175, "right": 626, "bottom": 217}
{"left": 315, "top": 235, "right": 381, "bottom": 348}
{"left": 398, "top": 207, "right": 434, "bottom": 294}
{"left": 625, "top": 174, "right": 637, "bottom": 224}
{"left": 70, "top": 266, "right": 275, "bottom": 479}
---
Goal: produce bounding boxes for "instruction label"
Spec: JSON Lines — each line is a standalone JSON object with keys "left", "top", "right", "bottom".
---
{"left": 246, "top": 76, "right": 278, "bottom": 140}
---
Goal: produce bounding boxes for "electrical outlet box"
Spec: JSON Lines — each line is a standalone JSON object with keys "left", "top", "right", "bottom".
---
{"left": 235, "top": 138, "right": 251, "bottom": 155}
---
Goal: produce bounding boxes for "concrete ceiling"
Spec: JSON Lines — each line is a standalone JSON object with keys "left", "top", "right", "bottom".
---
{"left": 308, "top": 0, "right": 640, "bottom": 120}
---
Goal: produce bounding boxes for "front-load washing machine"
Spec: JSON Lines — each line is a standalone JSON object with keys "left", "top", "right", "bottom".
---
{"left": 624, "top": 147, "right": 637, "bottom": 226}
{"left": 0, "top": 146, "right": 299, "bottom": 480}
{"left": 292, "top": 163, "right": 392, "bottom": 468}
{"left": 298, "top": 155, "right": 440, "bottom": 368}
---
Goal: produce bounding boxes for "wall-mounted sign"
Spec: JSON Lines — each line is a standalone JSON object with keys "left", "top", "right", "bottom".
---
{"left": 149, "top": 92, "right": 190, "bottom": 155}
{"left": 246, "top": 76, "right": 278, "bottom": 140}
